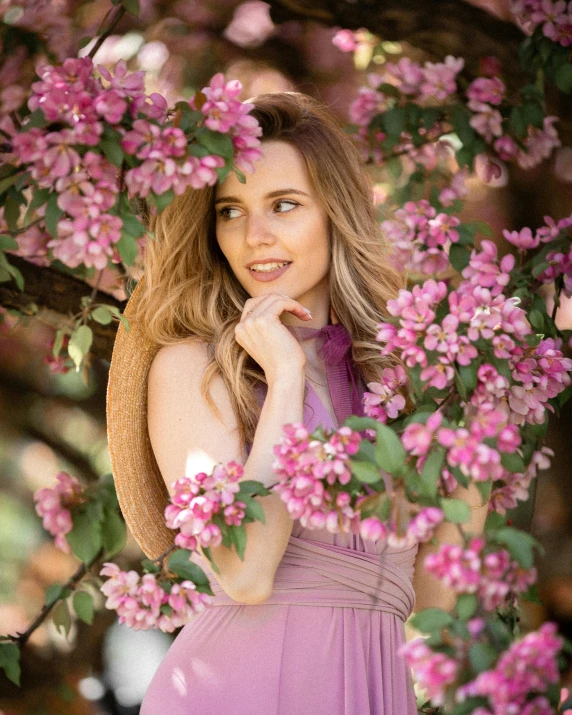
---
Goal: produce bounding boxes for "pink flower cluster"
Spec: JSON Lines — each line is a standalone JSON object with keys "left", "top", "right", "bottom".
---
{"left": 399, "top": 639, "right": 458, "bottom": 706}
{"left": 425, "top": 537, "right": 537, "bottom": 610}
{"left": 122, "top": 120, "right": 225, "bottom": 198}
{"left": 458, "top": 622, "right": 563, "bottom": 712}
{"left": 193, "top": 73, "right": 262, "bottom": 173}
{"left": 489, "top": 447, "right": 553, "bottom": 514}
{"left": 363, "top": 365, "right": 408, "bottom": 422}
{"left": 383, "top": 56, "right": 465, "bottom": 102}
{"left": 512, "top": 213, "right": 572, "bottom": 297}
{"left": 381, "top": 199, "right": 460, "bottom": 274}
{"left": 272, "top": 424, "right": 363, "bottom": 533}
{"left": 359, "top": 504, "right": 444, "bottom": 548}
{"left": 99, "top": 563, "right": 211, "bottom": 633}
{"left": 164, "top": 462, "right": 247, "bottom": 551}
{"left": 9, "top": 60, "right": 261, "bottom": 271}
{"left": 331, "top": 28, "right": 371, "bottom": 53}
{"left": 511, "top": 0, "right": 572, "bottom": 46}
{"left": 33, "top": 471, "right": 85, "bottom": 553}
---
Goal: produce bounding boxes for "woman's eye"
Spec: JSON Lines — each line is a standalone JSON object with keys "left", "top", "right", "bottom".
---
{"left": 274, "top": 200, "right": 299, "bottom": 213}
{"left": 218, "top": 207, "right": 241, "bottom": 220}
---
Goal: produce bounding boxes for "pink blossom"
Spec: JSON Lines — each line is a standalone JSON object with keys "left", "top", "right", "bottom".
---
{"left": 407, "top": 507, "right": 444, "bottom": 543}
{"left": 401, "top": 412, "right": 443, "bottom": 456}
{"left": 466, "top": 76, "right": 506, "bottom": 105}
{"left": 332, "top": 29, "right": 359, "bottom": 52}
{"left": 420, "top": 56, "right": 464, "bottom": 101}
{"left": 33, "top": 471, "right": 85, "bottom": 552}
{"left": 349, "top": 87, "right": 386, "bottom": 127}
{"left": 469, "top": 102, "right": 503, "bottom": 143}
{"left": 384, "top": 58, "right": 424, "bottom": 95}
{"left": 400, "top": 639, "right": 458, "bottom": 706}
{"left": 502, "top": 226, "right": 541, "bottom": 250}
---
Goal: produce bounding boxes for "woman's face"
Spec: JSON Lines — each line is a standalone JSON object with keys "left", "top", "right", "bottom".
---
{"left": 215, "top": 140, "right": 331, "bottom": 322}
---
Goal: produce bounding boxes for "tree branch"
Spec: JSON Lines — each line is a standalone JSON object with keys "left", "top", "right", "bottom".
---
{"left": 267, "top": 0, "right": 528, "bottom": 87}
{"left": 0, "top": 256, "right": 122, "bottom": 362}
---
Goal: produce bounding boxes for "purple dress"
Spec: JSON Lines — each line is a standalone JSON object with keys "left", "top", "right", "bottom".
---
{"left": 140, "top": 324, "right": 418, "bottom": 714}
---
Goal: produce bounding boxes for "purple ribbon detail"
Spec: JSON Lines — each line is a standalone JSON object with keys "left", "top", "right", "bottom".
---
{"left": 290, "top": 323, "right": 365, "bottom": 428}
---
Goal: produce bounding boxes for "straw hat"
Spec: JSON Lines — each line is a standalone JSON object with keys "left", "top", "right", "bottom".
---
{"left": 106, "top": 274, "right": 175, "bottom": 559}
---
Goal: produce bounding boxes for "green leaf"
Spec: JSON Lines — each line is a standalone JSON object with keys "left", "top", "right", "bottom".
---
{"left": 101, "top": 508, "right": 126, "bottom": 557}
{"left": 472, "top": 219, "right": 493, "bottom": 237}
{"left": 449, "top": 244, "right": 471, "bottom": 273}
{"left": 116, "top": 231, "right": 139, "bottom": 266}
{"left": 228, "top": 525, "right": 247, "bottom": 560}
{"left": 0, "top": 235, "right": 18, "bottom": 250}
{"left": 243, "top": 497, "right": 266, "bottom": 524}
{"left": 500, "top": 451, "right": 525, "bottom": 473}
{"left": 66, "top": 508, "right": 102, "bottom": 564}
{"left": 45, "top": 583, "right": 63, "bottom": 607}
{"left": 381, "top": 106, "right": 406, "bottom": 137}
{"left": 99, "top": 139, "right": 125, "bottom": 168}
{"left": 529, "top": 308, "right": 546, "bottom": 332}
{"left": 555, "top": 63, "right": 572, "bottom": 93}
{"left": 236, "top": 480, "right": 270, "bottom": 497}
{"left": 509, "top": 106, "right": 527, "bottom": 137}
{"left": 195, "top": 127, "right": 235, "bottom": 160}
{"left": 458, "top": 362, "right": 478, "bottom": 394}
{"left": 52, "top": 599, "right": 72, "bottom": 638}
{"left": 168, "top": 550, "right": 212, "bottom": 586}
{"left": 451, "top": 106, "right": 478, "bottom": 148}
{"left": 520, "top": 583, "right": 543, "bottom": 605}
{"left": 0, "top": 642, "right": 21, "bottom": 686}
{"left": 91, "top": 305, "right": 113, "bottom": 325}
{"left": 232, "top": 164, "right": 246, "bottom": 184}
{"left": 469, "top": 642, "right": 497, "bottom": 673}
{"left": 456, "top": 593, "right": 478, "bottom": 620}
{"left": 440, "top": 498, "right": 471, "bottom": 524}
{"left": 73, "top": 591, "right": 94, "bottom": 625}
{"left": 150, "top": 189, "right": 175, "bottom": 212}
{"left": 68, "top": 324, "right": 93, "bottom": 371}
{"left": 521, "top": 101, "right": 545, "bottom": 129}
{"left": 353, "top": 438, "right": 376, "bottom": 463}
{"left": 419, "top": 447, "right": 446, "bottom": 498}
{"left": 141, "top": 558, "right": 160, "bottom": 574}
{"left": 3, "top": 195, "right": 20, "bottom": 232}
{"left": 485, "top": 510, "right": 506, "bottom": 534}
{"left": 351, "top": 460, "right": 382, "bottom": 484}
{"left": 52, "top": 328, "right": 66, "bottom": 358}
{"left": 345, "top": 416, "right": 385, "bottom": 433}
{"left": 121, "top": 0, "right": 140, "bottom": 16}
{"left": 410, "top": 608, "right": 453, "bottom": 633}
{"left": 45, "top": 192, "right": 62, "bottom": 237}
{"left": 373, "top": 423, "right": 406, "bottom": 477}
{"left": 0, "top": 173, "right": 21, "bottom": 196}
{"left": 122, "top": 214, "right": 146, "bottom": 238}
{"left": 200, "top": 546, "right": 219, "bottom": 575}
{"left": 494, "top": 526, "right": 540, "bottom": 568}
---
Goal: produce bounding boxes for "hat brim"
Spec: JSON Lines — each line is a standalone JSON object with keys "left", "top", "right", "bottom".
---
{"left": 106, "top": 275, "right": 175, "bottom": 559}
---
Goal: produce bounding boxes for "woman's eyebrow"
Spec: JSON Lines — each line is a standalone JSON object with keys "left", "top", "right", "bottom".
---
{"left": 214, "top": 188, "right": 310, "bottom": 206}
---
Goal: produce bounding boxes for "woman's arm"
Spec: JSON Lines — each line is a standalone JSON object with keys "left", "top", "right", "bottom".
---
{"left": 148, "top": 339, "right": 305, "bottom": 606}
{"left": 412, "top": 482, "right": 489, "bottom": 613}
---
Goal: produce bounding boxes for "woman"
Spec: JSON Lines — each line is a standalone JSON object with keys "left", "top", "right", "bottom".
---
{"left": 106, "top": 92, "right": 483, "bottom": 714}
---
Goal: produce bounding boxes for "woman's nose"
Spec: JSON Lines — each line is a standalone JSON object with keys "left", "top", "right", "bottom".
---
{"left": 244, "top": 213, "right": 276, "bottom": 246}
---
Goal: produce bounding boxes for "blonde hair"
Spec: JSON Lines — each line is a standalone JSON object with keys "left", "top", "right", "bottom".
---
{"left": 132, "top": 92, "right": 405, "bottom": 448}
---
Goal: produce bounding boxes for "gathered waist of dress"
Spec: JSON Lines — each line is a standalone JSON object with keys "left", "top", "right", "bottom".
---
{"left": 200, "top": 535, "right": 417, "bottom": 621}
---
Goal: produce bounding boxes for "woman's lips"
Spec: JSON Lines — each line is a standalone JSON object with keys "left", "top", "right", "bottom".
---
{"left": 248, "top": 262, "right": 292, "bottom": 282}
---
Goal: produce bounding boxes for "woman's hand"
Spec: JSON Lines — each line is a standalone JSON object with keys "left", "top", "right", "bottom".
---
{"left": 235, "top": 293, "right": 312, "bottom": 385}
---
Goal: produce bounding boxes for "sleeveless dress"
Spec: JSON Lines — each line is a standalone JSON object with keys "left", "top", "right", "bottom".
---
{"left": 140, "top": 324, "right": 419, "bottom": 715}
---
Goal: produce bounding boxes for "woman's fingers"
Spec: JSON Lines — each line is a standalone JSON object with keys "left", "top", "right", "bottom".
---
{"left": 242, "top": 293, "right": 312, "bottom": 321}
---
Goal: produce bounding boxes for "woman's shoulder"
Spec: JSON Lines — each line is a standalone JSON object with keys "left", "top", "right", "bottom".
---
{"left": 151, "top": 337, "right": 211, "bottom": 370}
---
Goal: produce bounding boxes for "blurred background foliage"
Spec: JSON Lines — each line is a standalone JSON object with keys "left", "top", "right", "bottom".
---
{"left": 0, "top": 0, "right": 571, "bottom": 712}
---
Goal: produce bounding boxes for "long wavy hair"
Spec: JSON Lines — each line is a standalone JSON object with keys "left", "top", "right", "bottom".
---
{"left": 132, "top": 92, "right": 405, "bottom": 450}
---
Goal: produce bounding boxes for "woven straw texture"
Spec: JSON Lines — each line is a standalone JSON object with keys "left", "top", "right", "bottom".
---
{"left": 106, "top": 275, "right": 175, "bottom": 559}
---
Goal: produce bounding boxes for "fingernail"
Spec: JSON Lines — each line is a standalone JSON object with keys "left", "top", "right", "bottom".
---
{"left": 305, "top": 309, "right": 312, "bottom": 317}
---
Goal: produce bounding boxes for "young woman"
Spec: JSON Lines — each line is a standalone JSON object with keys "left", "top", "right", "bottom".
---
{"left": 107, "top": 91, "right": 487, "bottom": 714}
